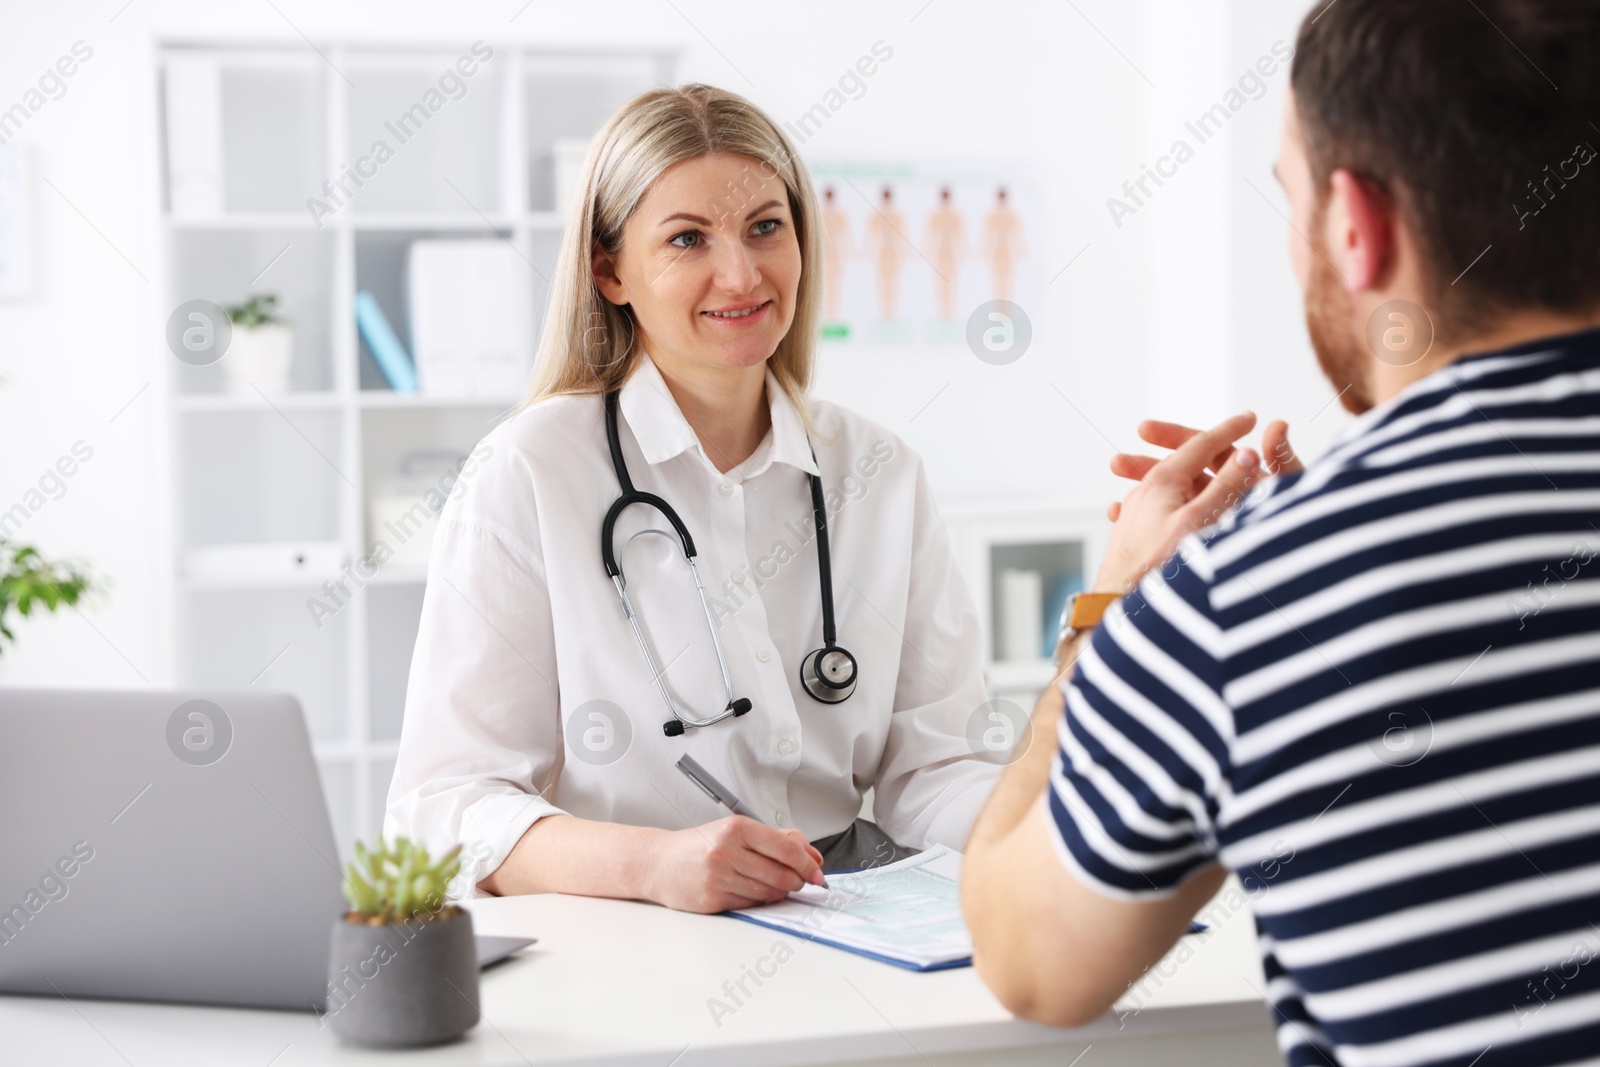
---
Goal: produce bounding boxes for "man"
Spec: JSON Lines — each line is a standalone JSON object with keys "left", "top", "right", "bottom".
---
{"left": 963, "top": 2, "right": 1600, "bottom": 1065}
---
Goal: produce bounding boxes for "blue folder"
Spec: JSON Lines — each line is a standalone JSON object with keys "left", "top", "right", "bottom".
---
{"left": 355, "top": 290, "right": 419, "bottom": 393}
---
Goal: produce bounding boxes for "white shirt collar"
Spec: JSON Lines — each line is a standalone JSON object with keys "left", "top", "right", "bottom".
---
{"left": 617, "top": 355, "right": 819, "bottom": 478}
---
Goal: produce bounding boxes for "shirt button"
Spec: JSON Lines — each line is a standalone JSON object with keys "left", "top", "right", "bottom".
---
{"left": 732, "top": 568, "right": 747, "bottom": 584}
{"left": 756, "top": 648, "right": 771, "bottom": 663}
{"left": 774, "top": 811, "right": 787, "bottom": 826}
{"left": 778, "top": 738, "right": 795, "bottom": 755}
{"left": 718, "top": 482, "right": 734, "bottom": 497}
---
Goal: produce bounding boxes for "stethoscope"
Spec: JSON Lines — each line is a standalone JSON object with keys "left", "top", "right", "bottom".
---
{"left": 601, "top": 390, "right": 858, "bottom": 737}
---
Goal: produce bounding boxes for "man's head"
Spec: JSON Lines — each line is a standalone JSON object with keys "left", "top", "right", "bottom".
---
{"left": 1278, "top": 0, "right": 1600, "bottom": 413}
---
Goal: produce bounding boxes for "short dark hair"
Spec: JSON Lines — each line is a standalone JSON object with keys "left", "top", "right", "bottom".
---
{"left": 1293, "top": 0, "right": 1600, "bottom": 333}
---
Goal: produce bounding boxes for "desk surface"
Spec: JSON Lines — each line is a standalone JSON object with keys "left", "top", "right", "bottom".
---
{"left": 0, "top": 882, "right": 1271, "bottom": 1067}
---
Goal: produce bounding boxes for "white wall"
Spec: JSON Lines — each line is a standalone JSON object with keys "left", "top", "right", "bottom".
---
{"left": 0, "top": 0, "right": 1338, "bottom": 686}
{"left": 0, "top": 9, "right": 165, "bottom": 686}
{"left": 1228, "top": 0, "right": 1350, "bottom": 459}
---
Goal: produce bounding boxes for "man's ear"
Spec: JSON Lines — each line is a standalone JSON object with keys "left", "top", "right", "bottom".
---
{"left": 1323, "top": 168, "right": 1395, "bottom": 293}
{"left": 591, "top": 239, "right": 628, "bottom": 306}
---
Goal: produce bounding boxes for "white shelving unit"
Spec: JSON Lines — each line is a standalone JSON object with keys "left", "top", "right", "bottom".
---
{"left": 944, "top": 504, "right": 1109, "bottom": 712}
{"left": 156, "top": 40, "right": 675, "bottom": 859}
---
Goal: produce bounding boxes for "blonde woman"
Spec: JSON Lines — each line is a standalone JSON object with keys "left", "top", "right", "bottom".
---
{"left": 387, "top": 84, "right": 1001, "bottom": 913}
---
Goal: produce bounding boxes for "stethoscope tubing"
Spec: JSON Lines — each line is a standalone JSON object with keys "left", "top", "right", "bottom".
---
{"left": 601, "top": 388, "right": 854, "bottom": 734}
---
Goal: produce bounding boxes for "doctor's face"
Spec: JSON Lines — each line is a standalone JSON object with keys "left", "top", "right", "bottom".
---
{"left": 593, "top": 152, "right": 802, "bottom": 377}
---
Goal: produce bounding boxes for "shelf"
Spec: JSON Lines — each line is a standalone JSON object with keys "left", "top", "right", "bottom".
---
{"left": 172, "top": 392, "right": 523, "bottom": 412}
{"left": 167, "top": 212, "right": 323, "bottom": 230}
{"left": 314, "top": 739, "right": 401, "bottom": 763}
{"left": 181, "top": 573, "right": 335, "bottom": 592}
{"left": 167, "top": 210, "right": 566, "bottom": 231}
{"left": 174, "top": 391, "right": 343, "bottom": 412}
{"left": 366, "top": 565, "right": 429, "bottom": 586}
{"left": 357, "top": 391, "right": 520, "bottom": 410}
{"left": 180, "top": 567, "right": 428, "bottom": 595}
{"left": 159, "top": 36, "right": 677, "bottom": 858}
{"left": 986, "top": 659, "right": 1061, "bottom": 693}
{"left": 352, "top": 213, "right": 516, "bottom": 231}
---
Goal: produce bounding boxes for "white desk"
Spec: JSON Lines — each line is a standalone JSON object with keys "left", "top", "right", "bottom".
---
{"left": 0, "top": 882, "right": 1279, "bottom": 1066}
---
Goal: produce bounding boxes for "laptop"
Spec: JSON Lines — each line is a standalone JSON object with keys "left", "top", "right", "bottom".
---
{"left": 0, "top": 688, "right": 531, "bottom": 1012}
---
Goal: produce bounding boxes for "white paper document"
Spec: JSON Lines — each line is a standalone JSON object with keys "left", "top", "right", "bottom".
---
{"left": 725, "top": 845, "right": 971, "bottom": 971}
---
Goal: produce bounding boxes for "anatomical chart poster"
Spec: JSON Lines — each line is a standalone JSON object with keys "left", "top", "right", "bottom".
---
{"left": 808, "top": 160, "right": 1044, "bottom": 346}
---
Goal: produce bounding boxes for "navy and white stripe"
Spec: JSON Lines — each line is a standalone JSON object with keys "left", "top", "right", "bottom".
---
{"left": 1048, "top": 328, "right": 1600, "bottom": 1066}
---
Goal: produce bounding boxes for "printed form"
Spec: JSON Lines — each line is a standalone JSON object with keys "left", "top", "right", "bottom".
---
{"left": 726, "top": 845, "right": 971, "bottom": 970}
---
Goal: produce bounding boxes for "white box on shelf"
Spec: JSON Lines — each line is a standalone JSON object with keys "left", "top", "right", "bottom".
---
{"left": 407, "top": 240, "right": 529, "bottom": 399}
{"left": 164, "top": 57, "right": 225, "bottom": 217}
{"left": 184, "top": 541, "right": 347, "bottom": 583}
{"left": 367, "top": 451, "right": 466, "bottom": 570}
{"left": 552, "top": 137, "right": 592, "bottom": 216}
{"left": 997, "top": 568, "right": 1043, "bottom": 662}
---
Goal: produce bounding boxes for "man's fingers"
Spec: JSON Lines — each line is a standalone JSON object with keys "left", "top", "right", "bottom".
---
{"left": 1137, "top": 420, "right": 1202, "bottom": 451}
{"left": 1106, "top": 500, "right": 1121, "bottom": 522}
{"left": 1145, "top": 412, "right": 1257, "bottom": 494}
{"left": 1263, "top": 419, "right": 1304, "bottom": 476}
{"left": 1110, "top": 453, "right": 1162, "bottom": 481}
{"left": 1179, "top": 447, "right": 1260, "bottom": 532}
{"left": 1139, "top": 419, "right": 1237, "bottom": 474}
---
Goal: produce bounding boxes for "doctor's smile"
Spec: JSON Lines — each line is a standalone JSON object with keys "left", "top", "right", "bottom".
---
{"left": 701, "top": 299, "right": 771, "bottom": 322}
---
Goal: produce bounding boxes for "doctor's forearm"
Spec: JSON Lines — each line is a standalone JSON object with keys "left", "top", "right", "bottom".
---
{"left": 477, "top": 814, "right": 664, "bottom": 899}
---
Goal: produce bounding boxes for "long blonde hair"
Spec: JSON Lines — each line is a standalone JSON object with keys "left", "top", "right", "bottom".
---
{"left": 523, "top": 84, "right": 822, "bottom": 413}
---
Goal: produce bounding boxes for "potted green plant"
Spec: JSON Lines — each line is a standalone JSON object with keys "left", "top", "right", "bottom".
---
{"left": 222, "top": 293, "right": 293, "bottom": 393}
{"left": 324, "top": 838, "right": 479, "bottom": 1048}
{"left": 0, "top": 544, "right": 93, "bottom": 659}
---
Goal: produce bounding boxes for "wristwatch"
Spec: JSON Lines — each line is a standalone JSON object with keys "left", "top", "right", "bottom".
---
{"left": 1052, "top": 592, "right": 1120, "bottom": 666}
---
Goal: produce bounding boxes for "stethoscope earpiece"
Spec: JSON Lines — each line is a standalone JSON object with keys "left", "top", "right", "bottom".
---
{"left": 662, "top": 697, "right": 751, "bottom": 738}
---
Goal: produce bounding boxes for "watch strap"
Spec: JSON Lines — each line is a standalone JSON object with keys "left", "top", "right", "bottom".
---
{"left": 1067, "top": 592, "right": 1120, "bottom": 631}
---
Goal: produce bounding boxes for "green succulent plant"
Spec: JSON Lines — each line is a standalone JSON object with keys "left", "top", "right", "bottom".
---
{"left": 342, "top": 837, "right": 462, "bottom": 924}
{"left": 223, "top": 293, "right": 288, "bottom": 329}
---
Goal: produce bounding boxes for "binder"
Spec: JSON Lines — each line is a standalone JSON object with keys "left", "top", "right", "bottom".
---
{"left": 355, "top": 290, "right": 418, "bottom": 393}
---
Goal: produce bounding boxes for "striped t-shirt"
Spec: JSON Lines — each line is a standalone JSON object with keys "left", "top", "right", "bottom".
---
{"left": 1048, "top": 327, "right": 1600, "bottom": 1067}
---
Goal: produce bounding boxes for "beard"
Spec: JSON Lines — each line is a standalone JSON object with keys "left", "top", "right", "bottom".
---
{"left": 1304, "top": 247, "right": 1375, "bottom": 415}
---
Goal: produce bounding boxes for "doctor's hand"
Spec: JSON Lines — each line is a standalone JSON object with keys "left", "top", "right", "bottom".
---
{"left": 1092, "top": 412, "right": 1267, "bottom": 598}
{"left": 643, "top": 816, "right": 828, "bottom": 913}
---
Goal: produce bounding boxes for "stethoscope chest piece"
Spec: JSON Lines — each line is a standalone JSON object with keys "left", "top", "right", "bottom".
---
{"left": 800, "top": 645, "right": 857, "bottom": 703}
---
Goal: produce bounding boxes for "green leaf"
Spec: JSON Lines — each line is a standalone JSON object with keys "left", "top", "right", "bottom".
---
{"left": 0, "top": 543, "right": 94, "bottom": 658}
{"left": 343, "top": 865, "right": 381, "bottom": 915}
{"left": 346, "top": 837, "right": 454, "bottom": 920}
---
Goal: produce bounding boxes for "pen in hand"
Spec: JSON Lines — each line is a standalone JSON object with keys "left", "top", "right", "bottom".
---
{"left": 675, "top": 754, "right": 830, "bottom": 889}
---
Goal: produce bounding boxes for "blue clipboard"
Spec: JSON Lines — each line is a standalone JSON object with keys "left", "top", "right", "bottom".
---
{"left": 722, "top": 913, "right": 1208, "bottom": 973}
{"left": 725, "top": 910, "right": 972, "bottom": 972}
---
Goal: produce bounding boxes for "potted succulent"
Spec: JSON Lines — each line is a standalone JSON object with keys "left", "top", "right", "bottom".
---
{"left": 324, "top": 838, "right": 480, "bottom": 1048}
{"left": 222, "top": 293, "right": 293, "bottom": 392}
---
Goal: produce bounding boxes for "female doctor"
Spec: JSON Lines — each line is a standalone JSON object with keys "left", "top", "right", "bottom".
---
{"left": 387, "top": 84, "right": 1002, "bottom": 913}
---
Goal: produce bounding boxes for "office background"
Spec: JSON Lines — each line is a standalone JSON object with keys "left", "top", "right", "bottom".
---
{"left": 0, "top": 0, "right": 1333, "bottom": 856}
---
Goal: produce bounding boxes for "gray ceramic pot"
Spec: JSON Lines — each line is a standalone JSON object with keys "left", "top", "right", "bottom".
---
{"left": 324, "top": 908, "right": 479, "bottom": 1048}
